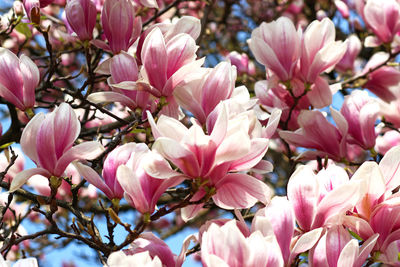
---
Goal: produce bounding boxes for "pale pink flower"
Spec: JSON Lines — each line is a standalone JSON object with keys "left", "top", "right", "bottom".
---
{"left": 144, "top": 104, "right": 280, "bottom": 220}
{"left": 174, "top": 61, "right": 237, "bottom": 124}
{"left": 108, "top": 232, "right": 193, "bottom": 267}
{"left": 341, "top": 90, "right": 379, "bottom": 149}
{"left": 336, "top": 34, "right": 362, "bottom": 73}
{"left": 362, "top": 52, "right": 400, "bottom": 102}
{"left": 309, "top": 225, "right": 378, "bottom": 267}
{"left": 201, "top": 220, "right": 284, "bottom": 267}
{"left": 350, "top": 146, "right": 400, "bottom": 220}
{"left": 93, "top": 0, "right": 142, "bottom": 53}
{"left": 364, "top": 0, "right": 400, "bottom": 45}
{"left": 253, "top": 79, "right": 309, "bottom": 130}
{"left": 250, "top": 17, "right": 301, "bottom": 82}
{"left": 88, "top": 52, "right": 154, "bottom": 112}
{"left": 279, "top": 109, "right": 348, "bottom": 161}
{"left": 335, "top": 0, "right": 350, "bottom": 18}
{"left": 116, "top": 144, "right": 183, "bottom": 214}
{"left": 300, "top": 18, "right": 347, "bottom": 83}
{"left": 287, "top": 165, "right": 364, "bottom": 232}
{"left": 139, "top": 27, "right": 203, "bottom": 118}
{"left": 0, "top": 48, "right": 39, "bottom": 111}
{"left": 252, "top": 197, "right": 323, "bottom": 266}
{"left": 10, "top": 103, "right": 104, "bottom": 192}
{"left": 376, "top": 130, "right": 400, "bottom": 155}
{"left": 107, "top": 251, "right": 162, "bottom": 267}
{"left": 23, "top": 0, "right": 53, "bottom": 23}
{"left": 65, "top": 0, "right": 97, "bottom": 41}
{"left": 226, "top": 51, "right": 255, "bottom": 75}
{"left": 136, "top": 16, "right": 201, "bottom": 65}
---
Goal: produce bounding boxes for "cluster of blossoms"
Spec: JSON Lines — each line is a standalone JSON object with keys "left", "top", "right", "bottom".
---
{"left": 2, "top": 0, "right": 400, "bottom": 266}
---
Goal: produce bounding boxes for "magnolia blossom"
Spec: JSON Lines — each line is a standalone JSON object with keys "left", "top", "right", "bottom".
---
{"left": 376, "top": 130, "right": 400, "bottom": 155}
{"left": 107, "top": 251, "right": 162, "bottom": 267}
{"left": 252, "top": 197, "right": 323, "bottom": 266}
{"left": 250, "top": 16, "right": 301, "bottom": 81}
{"left": 139, "top": 27, "right": 203, "bottom": 118}
{"left": 144, "top": 102, "right": 280, "bottom": 220}
{"left": 93, "top": 0, "right": 142, "bottom": 53}
{"left": 362, "top": 52, "right": 400, "bottom": 103}
{"left": 300, "top": 18, "right": 347, "bottom": 83}
{"left": 136, "top": 16, "right": 201, "bottom": 65}
{"left": 287, "top": 164, "right": 364, "bottom": 232}
{"left": 201, "top": 220, "right": 284, "bottom": 267}
{"left": 0, "top": 48, "right": 39, "bottom": 111}
{"left": 340, "top": 90, "right": 379, "bottom": 149}
{"left": 309, "top": 225, "right": 378, "bottom": 267}
{"left": 65, "top": 0, "right": 97, "bottom": 41}
{"left": 279, "top": 109, "right": 348, "bottom": 161}
{"left": 226, "top": 51, "right": 255, "bottom": 75}
{"left": 363, "top": 0, "right": 400, "bottom": 46}
{"left": 89, "top": 52, "right": 154, "bottom": 112}
{"left": 10, "top": 103, "right": 104, "bottom": 192}
{"left": 336, "top": 34, "right": 362, "bottom": 73}
{"left": 116, "top": 144, "right": 183, "bottom": 214}
{"left": 174, "top": 61, "right": 237, "bottom": 124}
{"left": 23, "top": 0, "right": 53, "bottom": 23}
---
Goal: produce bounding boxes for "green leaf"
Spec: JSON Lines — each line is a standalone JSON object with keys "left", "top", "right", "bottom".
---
{"left": 15, "top": 23, "right": 32, "bottom": 38}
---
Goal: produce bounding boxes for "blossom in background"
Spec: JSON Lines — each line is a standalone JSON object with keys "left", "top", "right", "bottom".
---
{"left": 0, "top": 48, "right": 39, "bottom": 111}
{"left": 93, "top": 0, "right": 142, "bottom": 53}
{"left": 65, "top": 0, "right": 97, "bottom": 41}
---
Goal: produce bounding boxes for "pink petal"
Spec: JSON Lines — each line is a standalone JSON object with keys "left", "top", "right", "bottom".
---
{"left": 213, "top": 173, "right": 271, "bottom": 209}
{"left": 287, "top": 166, "right": 319, "bottom": 231}
{"left": 10, "top": 168, "right": 50, "bottom": 192}
{"left": 141, "top": 27, "right": 167, "bottom": 91}
{"left": 20, "top": 113, "right": 45, "bottom": 164}
{"left": 74, "top": 162, "right": 114, "bottom": 199}
{"left": 54, "top": 141, "right": 104, "bottom": 176}
{"left": 379, "top": 145, "right": 400, "bottom": 193}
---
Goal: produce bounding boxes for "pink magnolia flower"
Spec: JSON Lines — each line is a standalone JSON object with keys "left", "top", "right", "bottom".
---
{"left": 108, "top": 232, "right": 193, "bottom": 267}
{"left": 252, "top": 196, "right": 323, "bottom": 266}
{"left": 0, "top": 48, "right": 39, "bottom": 111}
{"left": 10, "top": 103, "right": 104, "bottom": 192}
{"left": 279, "top": 109, "right": 348, "bottom": 161}
{"left": 174, "top": 61, "right": 237, "bottom": 124}
{"left": 93, "top": 0, "right": 142, "bottom": 53}
{"left": 144, "top": 104, "right": 280, "bottom": 220}
{"left": 107, "top": 251, "right": 162, "bottom": 267}
{"left": 116, "top": 144, "right": 183, "bottom": 214}
{"left": 250, "top": 16, "right": 301, "bottom": 82}
{"left": 139, "top": 27, "right": 202, "bottom": 118}
{"left": 363, "top": 0, "right": 400, "bottom": 45}
{"left": 376, "top": 130, "right": 400, "bottom": 155}
{"left": 253, "top": 78, "right": 310, "bottom": 130}
{"left": 226, "top": 51, "right": 256, "bottom": 75}
{"left": 88, "top": 52, "right": 154, "bottom": 112}
{"left": 309, "top": 225, "right": 378, "bottom": 267}
{"left": 349, "top": 146, "right": 400, "bottom": 220}
{"left": 340, "top": 90, "right": 379, "bottom": 150}
{"left": 300, "top": 18, "right": 347, "bottom": 83}
{"left": 65, "top": 0, "right": 97, "bottom": 41}
{"left": 336, "top": 34, "right": 362, "bottom": 73}
{"left": 287, "top": 164, "right": 364, "bottom": 232}
{"left": 201, "top": 220, "right": 284, "bottom": 267}
{"left": 362, "top": 52, "right": 400, "bottom": 102}
{"left": 335, "top": 0, "right": 350, "bottom": 18}
{"left": 136, "top": 16, "right": 201, "bottom": 66}
{"left": 23, "top": 0, "right": 53, "bottom": 23}
{"left": 74, "top": 143, "right": 136, "bottom": 200}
